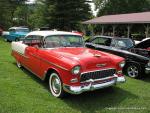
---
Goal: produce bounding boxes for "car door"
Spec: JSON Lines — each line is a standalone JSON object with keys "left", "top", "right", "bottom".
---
{"left": 23, "top": 35, "right": 43, "bottom": 76}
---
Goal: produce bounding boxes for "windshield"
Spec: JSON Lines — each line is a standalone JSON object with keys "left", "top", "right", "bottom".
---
{"left": 9, "top": 28, "right": 29, "bottom": 32}
{"left": 44, "top": 35, "right": 84, "bottom": 48}
{"left": 16, "top": 28, "right": 29, "bottom": 32}
{"left": 114, "top": 38, "right": 134, "bottom": 49}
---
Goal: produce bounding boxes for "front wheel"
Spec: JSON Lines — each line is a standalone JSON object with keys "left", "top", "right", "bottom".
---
{"left": 49, "top": 72, "right": 66, "bottom": 98}
{"left": 125, "top": 63, "right": 142, "bottom": 78}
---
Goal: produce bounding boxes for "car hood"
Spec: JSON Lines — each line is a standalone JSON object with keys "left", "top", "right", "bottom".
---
{"left": 86, "top": 43, "right": 149, "bottom": 64}
{"left": 45, "top": 47, "right": 120, "bottom": 71}
{"left": 134, "top": 39, "right": 150, "bottom": 48}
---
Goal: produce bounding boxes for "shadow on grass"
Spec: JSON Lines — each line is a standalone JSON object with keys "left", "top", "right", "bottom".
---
{"left": 141, "top": 74, "right": 150, "bottom": 83}
{"left": 12, "top": 62, "right": 138, "bottom": 113}
{"left": 61, "top": 87, "right": 138, "bottom": 113}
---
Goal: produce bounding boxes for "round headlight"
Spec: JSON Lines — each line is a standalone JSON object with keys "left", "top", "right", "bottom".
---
{"left": 119, "top": 61, "right": 125, "bottom": 68}
{"left": 72, "top": 66, "right": 81, "bottom": 75}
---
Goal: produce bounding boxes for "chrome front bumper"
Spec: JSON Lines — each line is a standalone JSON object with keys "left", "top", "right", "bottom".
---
{"left": 145, "top": 68, "right": 150, "bottom": 74}
{"left": 63, "top": 75, "right": 125, "bottom": 94}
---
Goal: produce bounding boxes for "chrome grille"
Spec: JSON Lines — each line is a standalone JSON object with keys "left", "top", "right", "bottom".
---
{"left": 80, "top": 69, "right": 116, "bottom": 82}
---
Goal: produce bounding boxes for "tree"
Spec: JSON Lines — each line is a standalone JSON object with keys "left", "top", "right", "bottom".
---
{"left": 45, "top": 0, "right": 92, "bottom": 31}
{"left": 28, "top": 2, "right": 48, "bottom": 28}
{"left": 0, "top": 0, "right": 27, "bottom": 29}
{"left": 93, "top": 0, "right": 150, "bottom": 16}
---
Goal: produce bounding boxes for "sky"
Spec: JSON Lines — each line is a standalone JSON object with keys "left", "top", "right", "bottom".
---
{"left": 27, "top": 0, "right": 98, "bottom": 16}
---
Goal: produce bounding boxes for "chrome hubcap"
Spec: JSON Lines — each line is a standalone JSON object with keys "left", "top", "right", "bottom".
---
{"left": 127, "top": 65, "right": 138, "bottom": 77}
{"left": 51, "top": 75, "right": 61, "bottom": 94}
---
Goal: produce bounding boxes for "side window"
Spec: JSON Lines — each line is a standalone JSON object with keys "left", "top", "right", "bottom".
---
{"left": 23, "top": 35, "right": 43, "bottom": 47}
{"left": 92, "top": 38, "right": 100, "bottom": 44}
{"left": 111, "top": 39, "right": 116, "bottom": 47}
{"left": 9, "top": 29, "right": 16, "bottom": 33}
{"left": 23, "top": 35, "right": 33, "bottom": 45}
{"left": 92, "top": 37, "right": 111, "bottom": 46}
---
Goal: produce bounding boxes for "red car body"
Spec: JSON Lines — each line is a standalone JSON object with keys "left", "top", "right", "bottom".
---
{"left": 11, "top": 31, "right": 125, "bottom": 97}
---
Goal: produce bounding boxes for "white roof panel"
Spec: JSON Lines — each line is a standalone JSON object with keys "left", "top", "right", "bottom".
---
{"left": 26, "top": 31, "right": 81, "bottom": 37}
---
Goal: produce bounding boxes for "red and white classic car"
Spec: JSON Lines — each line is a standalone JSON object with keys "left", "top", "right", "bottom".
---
{"left": 11, "top": 31, "right": 125, "bottom": 97}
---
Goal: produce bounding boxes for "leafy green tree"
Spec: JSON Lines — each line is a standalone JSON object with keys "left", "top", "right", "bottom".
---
{"left": 13, "top": 5, "right": 28, "bottom": 26}
{"left": 27, "top": 3, "right": 48, "bottom": 28}
{"left": 45, "top": 0, "right": 92, "bottom": 31}
{"left": 0, "top": 0, "right": 27, "bottom": 29}
{"left": 93, "top": 0, "right": 150, "bottom": 16}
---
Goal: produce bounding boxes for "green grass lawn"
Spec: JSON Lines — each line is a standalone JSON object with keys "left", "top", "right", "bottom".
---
{"left": 0, "top": 37, "right": 150, "bottom": 113}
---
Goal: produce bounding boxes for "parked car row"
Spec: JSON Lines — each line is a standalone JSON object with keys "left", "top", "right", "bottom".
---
{"left": 10, "top": 30, "right": 150, "bottom": 98}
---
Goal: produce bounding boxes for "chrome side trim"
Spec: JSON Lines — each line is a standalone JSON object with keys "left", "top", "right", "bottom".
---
{"left": 21, "top": 63, "right": 45, "bottom": 80}
{"left": 31, "top": 53, "right": 69, "bottom": 71}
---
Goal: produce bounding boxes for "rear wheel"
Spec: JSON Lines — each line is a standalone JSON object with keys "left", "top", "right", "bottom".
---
{"left": 49, "top": 72, "right": 66, "bottom": 98}
{"left": 4, "top": 38, "right": 8, "bottom": 42}
{"left": 125, "top": 63, "right": 142, "bottom": 78}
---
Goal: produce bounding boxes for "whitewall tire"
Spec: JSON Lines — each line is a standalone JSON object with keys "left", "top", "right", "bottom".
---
{"left": 49, "top": 72, "right": 65, "bottom": 98}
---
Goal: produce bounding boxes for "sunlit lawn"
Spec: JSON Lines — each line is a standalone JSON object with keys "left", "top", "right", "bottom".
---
{"left": 0, "top": 37, "right": 150, "bottom": 113}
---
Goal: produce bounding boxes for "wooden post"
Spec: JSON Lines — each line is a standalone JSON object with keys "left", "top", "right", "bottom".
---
{"left": 82, "top": 24, "right": 86, "bottom": 36}
{"left": 101, "top": 25, "right": 104, "bottom": 35}
{"left": 127, "top": 25, "right": 131, "bottom": 38}
{"left": 90, "top": 24, "right": 94, "bottom": 37}
{"left": 112, "top": 25, "right": 116, "bottom": 37}
{"left": 145, "top": 24, "right": 149, "bottom": 38}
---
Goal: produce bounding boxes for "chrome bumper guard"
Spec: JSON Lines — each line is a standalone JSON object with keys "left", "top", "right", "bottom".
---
{"left": 63, "top": 75, "right": 125, "bottom": 94}
{"left": 145, "top": 68, "right": 150, "bottom": 74}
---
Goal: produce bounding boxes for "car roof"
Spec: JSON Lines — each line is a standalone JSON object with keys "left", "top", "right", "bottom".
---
{"left": 9, "top": 27, "right": 29, "bottom": 30}
{"left": 26, "top": 31, "right": 81, "bottom": 37}
{"left": 94, "top": 35, "right": 132, "bottom": 40}
{"left": 142, "top": 37, "right": 150, "bottom": 41}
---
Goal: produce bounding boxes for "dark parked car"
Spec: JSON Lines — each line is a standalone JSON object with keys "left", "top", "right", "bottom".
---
{"left": 85, "top": 36, "right": 150, "bottom": 78}
{"left": 85, "top": 36, "right": 134, "bottom": 50}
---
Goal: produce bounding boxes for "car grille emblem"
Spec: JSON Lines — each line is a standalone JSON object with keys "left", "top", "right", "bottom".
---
{"left": 96, "top": 64, "right": 106, "bottom": 68}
